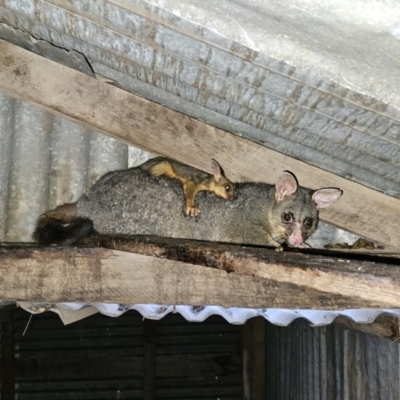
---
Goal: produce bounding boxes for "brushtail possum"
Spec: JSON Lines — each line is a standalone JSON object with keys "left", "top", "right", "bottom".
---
{"left": 33, "top": 167, "right": 342, "bottom": 250}
{"left": 139, "top": 157, "right": 234, "bottom": 217}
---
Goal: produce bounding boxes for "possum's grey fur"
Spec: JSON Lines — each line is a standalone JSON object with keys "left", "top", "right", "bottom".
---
{"left": 77, "top": 167, "right": 317, "bottom": 246}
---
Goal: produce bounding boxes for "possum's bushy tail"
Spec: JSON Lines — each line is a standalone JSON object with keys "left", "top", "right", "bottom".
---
{"left": 33, "top": 203, "right": 94, "bottom": 245}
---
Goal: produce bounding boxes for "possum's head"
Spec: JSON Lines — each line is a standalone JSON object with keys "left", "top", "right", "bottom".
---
{"left": 210, "top": 158, "right": 235, "bottom": 200}
{"left": 269, "top": 171, "right": 342, "bottom": 248}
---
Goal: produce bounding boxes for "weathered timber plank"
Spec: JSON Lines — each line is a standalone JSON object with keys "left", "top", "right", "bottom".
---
{"left": 80, "top": 234, "right": 400, "bottom": 267}
{"left": 1, "top": 240, "right": 400, "bottom": 309}
{"left": 0, "top": 40, "right": 399, "bottom": 249}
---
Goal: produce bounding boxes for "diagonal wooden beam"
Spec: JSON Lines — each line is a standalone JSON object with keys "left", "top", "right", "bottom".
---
{"left": 0, "top": 39, "right": 399, "bottom": 248}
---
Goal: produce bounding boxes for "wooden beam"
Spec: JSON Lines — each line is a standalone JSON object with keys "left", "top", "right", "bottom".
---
{"left": 242, "top": 317, "right": 266, "bottom": 400}
{"left": 2, "top": 238, "right": 400, "bottom": 309}
{"left": 0, "top": 39, "right": 399, "bottom": 249}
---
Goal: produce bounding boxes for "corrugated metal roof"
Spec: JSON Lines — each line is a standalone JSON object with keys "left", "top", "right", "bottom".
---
{"left": 1, "top": 0, "right": 399, "bottom": 196}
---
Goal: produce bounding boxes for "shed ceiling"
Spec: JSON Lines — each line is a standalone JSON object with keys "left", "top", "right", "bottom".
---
{"left": 0, "top": 0, "right": 399, "bottom": 197}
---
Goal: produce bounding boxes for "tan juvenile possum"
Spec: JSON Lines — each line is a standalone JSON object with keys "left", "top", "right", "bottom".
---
{"left": 33, "top": 166, "right": 342, "bottom": 251}
{"left": 140, "top": 157, "right": 235, "bottom": 217}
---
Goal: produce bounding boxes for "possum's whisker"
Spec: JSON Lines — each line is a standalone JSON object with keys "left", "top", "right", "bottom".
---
{"left": 272, "top": 234, "right": 285, "bottom": 242}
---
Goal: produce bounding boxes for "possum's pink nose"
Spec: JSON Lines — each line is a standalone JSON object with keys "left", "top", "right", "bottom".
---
{"left": 289, "top": 234, "right": 303, "bottom": 246}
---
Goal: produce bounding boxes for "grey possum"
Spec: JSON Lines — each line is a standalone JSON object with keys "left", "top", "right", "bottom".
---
{"left": 139, "top": 157, "right": 234, "bottom": 217}
{"left": 33, "top": 166, "right": 342, "bottom": 251}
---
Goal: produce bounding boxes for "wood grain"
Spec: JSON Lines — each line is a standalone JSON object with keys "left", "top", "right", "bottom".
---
{"left": 0, "top": 39, "right": 399, "bottom": 248}
{"left": 1, "top": 240, "right": 400, "bottom": 309}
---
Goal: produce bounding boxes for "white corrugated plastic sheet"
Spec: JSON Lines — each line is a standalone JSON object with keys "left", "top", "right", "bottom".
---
{"left": 17, "top": 302, "right": 400, "bottom": 326}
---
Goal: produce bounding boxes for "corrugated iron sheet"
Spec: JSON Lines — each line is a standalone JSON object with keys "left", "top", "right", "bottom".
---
{"left": 265, "top": 318, "right": 400, "bottom": 400}
{"left": 0, "top": 0, "right": 399, "bottom": 196}
{"left": 0, "top": 92, "right": 153, "bottom": 242}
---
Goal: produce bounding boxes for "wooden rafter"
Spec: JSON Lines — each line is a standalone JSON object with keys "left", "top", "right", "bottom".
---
{"left": 0, "top": 39, "right": 400, "bottom": 248}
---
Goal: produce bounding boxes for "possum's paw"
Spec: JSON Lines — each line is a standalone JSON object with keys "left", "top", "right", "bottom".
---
{"left": 186, "top": 206, "right": 200, "bottom": 218}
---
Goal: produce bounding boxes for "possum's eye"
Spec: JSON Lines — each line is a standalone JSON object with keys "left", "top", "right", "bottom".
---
{"left": 225, "top": 185, "right": 231, "bottom": 192}
{"left": 304, "top": 217, "right": 314, "bottom": 229}
{"left": 282, "top": 212, "right": 293, "bottom": 223}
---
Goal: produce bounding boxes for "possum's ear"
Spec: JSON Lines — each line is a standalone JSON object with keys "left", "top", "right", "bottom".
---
{"left": 211, "top": 159, "right": 222, "bottom": 182}
{"left": 275, "top": 171, "right": 298, "bottom": 202}
{"left": 312, "top": 188, "right": 343, "bottom": 209}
